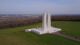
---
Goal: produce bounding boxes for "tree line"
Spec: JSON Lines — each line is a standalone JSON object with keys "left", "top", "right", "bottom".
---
{"left": 0, "top": 15, "right": 80, "bottom": 28}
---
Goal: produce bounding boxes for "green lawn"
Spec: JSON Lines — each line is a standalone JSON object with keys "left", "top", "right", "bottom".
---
{"left": 52, "top": 21, "right": 80, "bottom": 36}
{"left": 0, "top": 21, "right": 80, "bottom": 45}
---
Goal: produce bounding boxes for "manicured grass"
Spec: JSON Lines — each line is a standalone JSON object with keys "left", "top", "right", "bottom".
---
{"left": 0, "top": 21, "right": 80, "bottom": 45}
{"left": 52, "top": 21, "right": 80, "bottom": 36}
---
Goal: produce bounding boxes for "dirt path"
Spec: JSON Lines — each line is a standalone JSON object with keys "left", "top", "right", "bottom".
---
{"left": 53, "top": 32, "right": 80, "bottom": 42}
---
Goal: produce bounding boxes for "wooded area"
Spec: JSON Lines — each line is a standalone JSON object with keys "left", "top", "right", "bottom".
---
{"left": 0, "top": 15, "right": 80, "bottom": 28}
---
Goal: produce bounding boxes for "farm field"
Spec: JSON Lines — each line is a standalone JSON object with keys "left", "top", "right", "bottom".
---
{"left": 0, "top": 21, "right": 80, "bottom": 45}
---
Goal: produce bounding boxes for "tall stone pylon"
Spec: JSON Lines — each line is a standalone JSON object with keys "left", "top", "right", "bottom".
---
{"left": 42, "top": 12, "right": 47, "bottom": 32}
{"left": 47, "top": 13, "right": 51, "bottom": 29}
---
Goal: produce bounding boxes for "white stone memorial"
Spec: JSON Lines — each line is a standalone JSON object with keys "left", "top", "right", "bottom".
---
{"left": 25, "top": 12, "right": 61, "bottom": 35}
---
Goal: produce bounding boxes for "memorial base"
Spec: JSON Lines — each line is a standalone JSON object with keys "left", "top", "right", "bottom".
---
{"left": 25, "top": 27, "right": 61, "bottom": 35}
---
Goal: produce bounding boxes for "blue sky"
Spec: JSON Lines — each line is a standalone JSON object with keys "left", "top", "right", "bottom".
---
{"left": 0, "top": 0, "right": 80, "bottom": 14}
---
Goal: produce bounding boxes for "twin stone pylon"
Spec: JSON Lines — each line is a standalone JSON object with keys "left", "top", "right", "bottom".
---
{"left": 42, "top": 12, "right": 51, "bottom": 33}
{"left": 25, "top": 12, "right": 61, "bottom": 35}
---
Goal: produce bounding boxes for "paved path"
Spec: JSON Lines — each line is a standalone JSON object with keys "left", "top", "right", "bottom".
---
{"left": 53, "top": 32, "right": 80, "bottom": 42}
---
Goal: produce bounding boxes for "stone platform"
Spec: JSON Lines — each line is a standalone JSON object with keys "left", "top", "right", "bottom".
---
{"left": 25, "top": 27, "right": 61, "bottom": 35}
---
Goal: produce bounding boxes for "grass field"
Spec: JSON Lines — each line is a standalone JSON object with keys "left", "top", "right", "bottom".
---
{"left": 0, "top": 21, "right": 80, "bottom": 45}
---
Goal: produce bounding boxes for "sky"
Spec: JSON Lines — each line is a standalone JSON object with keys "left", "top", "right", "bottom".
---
{"left": 0, "top": 0, "right": 80, "bottom": 14}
